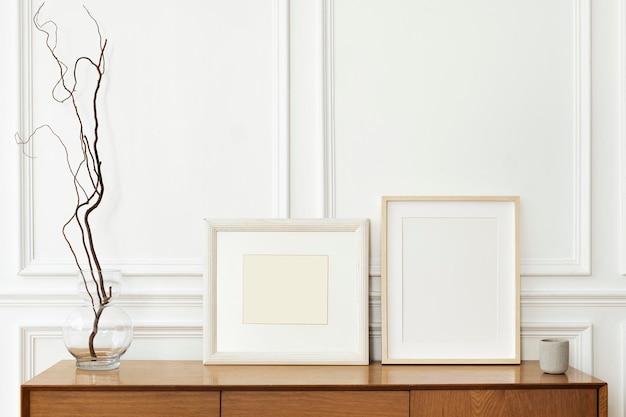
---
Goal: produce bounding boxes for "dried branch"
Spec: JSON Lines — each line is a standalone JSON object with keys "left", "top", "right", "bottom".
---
{"left": 21, "top": 3, "right": 111, "bottom": 359}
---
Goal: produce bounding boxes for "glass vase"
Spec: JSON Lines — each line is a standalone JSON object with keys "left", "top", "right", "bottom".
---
{"left": 63, "top": 270, "right": 133, "bottom": 370}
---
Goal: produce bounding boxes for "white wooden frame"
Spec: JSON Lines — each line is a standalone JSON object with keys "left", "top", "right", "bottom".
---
{"left": 203, "top": 218, "right": 369, "bottom": 365}
{"left": 381, "top": 196, "right": 520, "bottom": 364}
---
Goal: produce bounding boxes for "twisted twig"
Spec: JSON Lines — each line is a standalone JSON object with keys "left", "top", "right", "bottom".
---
{"left": 25, "top": 3, "right": 109, "bottom": 360}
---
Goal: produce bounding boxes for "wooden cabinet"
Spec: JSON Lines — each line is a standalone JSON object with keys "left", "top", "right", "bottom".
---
{"left": 21, "top": 361, "right": 607, "bottom": 417}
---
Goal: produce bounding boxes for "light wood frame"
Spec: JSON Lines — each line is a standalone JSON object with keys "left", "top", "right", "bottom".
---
{"left": 203, "top": 218, "right": 370, "bottom": 365}
{"left": 381, "top": 196, "right": 520, "bottom": 364}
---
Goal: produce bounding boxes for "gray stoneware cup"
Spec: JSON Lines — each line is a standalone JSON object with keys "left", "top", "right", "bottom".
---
{"left": 538, "top": 338, "right": 569, "bottom": 374}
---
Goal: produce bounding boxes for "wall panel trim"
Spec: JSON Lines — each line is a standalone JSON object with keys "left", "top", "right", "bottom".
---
{"left": 521, "top": 322, "right": 592, "bottom": 374}
{"left": 6, "top": 288, "right": 625, "bottom": 309}
{"left": 323, "top": 0, "right": 336, "bottom": 218}
{"left": 17, "top": 0, "right": 292, "bottom": 278}
{"left": 3, "top": 293, "right": 202, "bottom": 307}
{"left": 501, "top": 0, "right": 591, "bottom": 276}
{"left": 21, "top": 325, "right": 60, "bottom": 383}
{"left": 20, "top": 324, "right": 203, "bottom": 381}
{"left": 274, "top": 0, "right": 291, "bottom": 218}
{"left": 323, "top": 0, "right": 590, "bottom": 276}
{"left": 521, "top": 290, "right": 626, "bottom": 307}
{"left": 620, "top": 0, "right": 626, "bottom": 275}
{"left": 18, "top": 0, "right": 34, "bottom": 278}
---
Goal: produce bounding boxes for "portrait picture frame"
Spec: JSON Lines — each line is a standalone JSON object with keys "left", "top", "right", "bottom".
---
{"left": 381, "top": 196, "right": 520, "bottom": 364}
{"left": 203, "top": 218, "right": 370, "bottom": 365}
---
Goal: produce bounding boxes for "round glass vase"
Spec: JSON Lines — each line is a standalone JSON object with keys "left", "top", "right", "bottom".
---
{"left": 63, "top": 270, "right": 133, "bottom": 370}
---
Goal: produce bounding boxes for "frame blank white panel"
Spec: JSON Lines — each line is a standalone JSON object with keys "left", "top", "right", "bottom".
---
{"left": 382, "top": 197, "right": 519, "bottom": 364}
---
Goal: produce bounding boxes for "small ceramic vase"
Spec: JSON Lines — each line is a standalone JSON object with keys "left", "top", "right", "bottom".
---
{"left": 538, "top": 338, "right": 569, "bottom": 374}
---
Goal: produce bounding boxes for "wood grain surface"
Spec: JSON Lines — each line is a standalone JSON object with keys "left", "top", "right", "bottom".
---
{"left": 21, "top": 361, "right": 607, "bottom": 417}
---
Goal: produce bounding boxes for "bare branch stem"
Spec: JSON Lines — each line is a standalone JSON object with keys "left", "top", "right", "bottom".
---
{"left": 24, "top": 4, "right": 110, "bottom": 361}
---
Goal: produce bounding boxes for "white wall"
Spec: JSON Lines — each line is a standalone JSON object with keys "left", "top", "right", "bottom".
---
{"left": 1, "top": 0, "right": 625, "bottom": 416}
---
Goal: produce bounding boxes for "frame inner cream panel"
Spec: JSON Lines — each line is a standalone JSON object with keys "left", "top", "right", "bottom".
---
{"left": 243, "top": 254, "right": 329, "bottom": 325}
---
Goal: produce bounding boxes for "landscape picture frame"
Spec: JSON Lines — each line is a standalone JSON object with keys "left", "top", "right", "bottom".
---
{"left": 203, "top": 218, "right": 370, "bottom": 365}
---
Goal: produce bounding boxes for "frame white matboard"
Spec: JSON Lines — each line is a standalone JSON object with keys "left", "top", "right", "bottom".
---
{"left": 381, "top": 196, "right": 520, "bottom": 364}
{"left": 204, "top": 218, "right": 370, "bottom": 365}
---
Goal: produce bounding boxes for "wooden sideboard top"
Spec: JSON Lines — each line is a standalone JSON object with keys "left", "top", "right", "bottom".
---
{"left": 22, "top": 360, "right": 605, "bottom": 391}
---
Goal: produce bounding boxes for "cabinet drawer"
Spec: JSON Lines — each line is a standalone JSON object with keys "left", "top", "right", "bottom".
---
{"left": 411, "top": 389, "right": 598, "bottom": 417}
{"left": 28, "top": 391, "right": 220, "bottom": 417}
{"left": 222, "top": 390, "right": 408, "bottom": 417}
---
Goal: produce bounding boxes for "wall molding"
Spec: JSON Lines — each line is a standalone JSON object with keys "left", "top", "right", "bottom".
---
{"left": 17, "top": 258, "right": 204, "bottom": 278}
{"left": 521, "top": 322, "right": 593, "bottom": 374}
{"left": 17, "top": 317, "right": 594, "bottom": 380}
{"left": 375, "top": 288, "right": 626, "bottom": 308}
{"left": 367, "top": 321, "right": 591, "bottom": 372}
{"left": 17, "top": 0, "right": 292, "bottom": 278}
{"left": 20, "top": 324, "right": 203, "bottom": 381}
{"left": 321, "top": 0, "right": 590, "bottom": 276}
{"left": 621, "top": 322, "right": 626, "bottom": 413}
{"left": 21, "top": 325, "right": 61, "bottom": 383}
{"left": 323, "top": 0, "right": 336, "bottom": 218}
{"left": 273, "top": 0, "right": 291, "bottom": 218}
{"left": 491, "top": 0, "right": 591, "bottom": 276}
{"left": 620, "top": 0, "right": 626, "bottom": 275}
{"left": 18, "top": 0, "right": 34, "bottom": 279}
{"left": 6, "top": 288, "right": 626, "bottom": 308}
{"left": 520, "top": 290, "right": 626, "bottom": 307}
{"left": 3, "top": 292, "right": 202, "bottom": 308}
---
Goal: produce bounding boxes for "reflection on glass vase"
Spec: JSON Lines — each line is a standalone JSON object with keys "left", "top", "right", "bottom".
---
{"left": 63, "top": 270, "right": 133, "bottom": 370}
